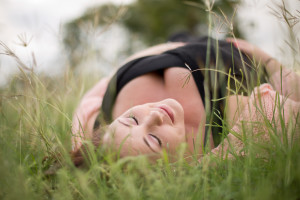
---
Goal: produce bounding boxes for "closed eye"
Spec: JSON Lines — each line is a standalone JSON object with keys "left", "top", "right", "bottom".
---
{"left": 149, "top": 134, "right": 162, "bottom": 147}
{"left": 143, "top": 138, "right": 156, "bottom": 153}
{"left": 129, "top": 115, "right": 139, "bottom": 125}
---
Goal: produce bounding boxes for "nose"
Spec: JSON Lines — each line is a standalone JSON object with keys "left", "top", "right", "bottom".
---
{"left": 145, "top": 110, "right": 163, "bottom": 127}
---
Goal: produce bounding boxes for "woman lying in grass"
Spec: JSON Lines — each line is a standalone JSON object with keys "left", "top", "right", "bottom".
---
{"left": 71, "top": 36, "right": 300, "bottom": 166}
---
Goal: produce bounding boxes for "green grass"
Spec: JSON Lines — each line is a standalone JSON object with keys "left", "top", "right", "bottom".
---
{"left": 1, "top": 1, "right": 300, "bottom": 199}
{"left": 0, "top": 64, "right": 300, "bottom": 200}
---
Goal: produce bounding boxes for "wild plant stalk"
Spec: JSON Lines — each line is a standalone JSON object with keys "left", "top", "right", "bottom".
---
{"left": 1, "top": 1, "right": 300, "bottom": 200}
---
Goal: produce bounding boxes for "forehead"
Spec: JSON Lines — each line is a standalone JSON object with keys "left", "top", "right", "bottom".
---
{"left": 110, "top": 119, "right": 145, "bottom": 136}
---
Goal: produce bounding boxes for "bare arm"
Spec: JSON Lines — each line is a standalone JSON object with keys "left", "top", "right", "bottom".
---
{"left": 71, "top": 77, "right": 110, "bottom": 151}
{"left": 227, "top": 38, "right": 300, "bottom": 101}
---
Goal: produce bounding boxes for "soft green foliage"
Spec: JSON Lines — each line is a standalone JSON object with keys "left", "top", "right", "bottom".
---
{"left": 63, "top": 3, "right": 128, "bottom": 68}
{"left": 63, "top": 0, "right": 241, "bottom": 69}
{"left": 1, "top": 65, "right": 300, "bottom": 200}
{"left": 1, "top": 1, "right": 300, "bottom": 199}
{"left": 122, "top": 0, "right": 238, "bottom": 44}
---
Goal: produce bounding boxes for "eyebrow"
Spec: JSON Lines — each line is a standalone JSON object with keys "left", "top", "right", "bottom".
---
{"left": 117, "top": 119, "right": 131, "bottom": 127}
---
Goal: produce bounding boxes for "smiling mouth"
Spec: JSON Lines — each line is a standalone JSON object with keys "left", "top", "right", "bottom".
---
{"left": 158, "top": 105, "right": 174, "bottom": 123}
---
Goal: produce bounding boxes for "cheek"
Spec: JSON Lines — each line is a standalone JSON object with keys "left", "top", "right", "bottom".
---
{"left": 166, "top": 134, "right": 185, "bottom": 148}
{"left": 102, "top": 132, "right": 112, "bottom": 146}
{"left": 170, "top": 124, "right": 185, "bottom": 140}
{"left": 158, "top": 127, "right": 185, "bottom": 147}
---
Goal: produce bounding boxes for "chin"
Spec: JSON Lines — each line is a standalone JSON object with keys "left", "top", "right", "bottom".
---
{"left": 162, "top": 98, "right": 184, "bottom": 116}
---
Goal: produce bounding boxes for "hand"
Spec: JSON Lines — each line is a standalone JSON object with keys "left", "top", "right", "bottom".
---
{"left": 211, "top": 83, "right": 300, "bottom": 159}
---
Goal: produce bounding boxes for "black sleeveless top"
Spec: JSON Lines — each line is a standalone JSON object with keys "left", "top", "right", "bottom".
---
{"left": 96, "top": 36, "right": 266, "bottom": 146}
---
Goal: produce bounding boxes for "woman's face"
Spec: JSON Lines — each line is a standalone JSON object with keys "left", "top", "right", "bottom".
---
{"left": 102, "top": 98, "right": 186, "bottom": 160}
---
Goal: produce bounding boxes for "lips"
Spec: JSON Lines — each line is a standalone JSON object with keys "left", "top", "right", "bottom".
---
{"left": 158, "top": 105, "right": 174, "bottom": 124}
